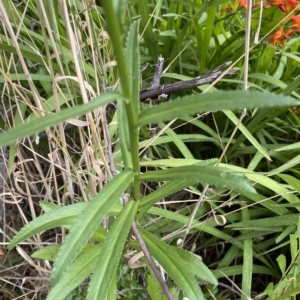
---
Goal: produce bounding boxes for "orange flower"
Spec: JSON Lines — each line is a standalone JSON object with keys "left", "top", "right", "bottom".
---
{"left": 267, "top": 0, "right": 298, "bottom": 13}
{"left": 290, "top": 14, "right": 300, "bottom": 33}
{"left": 239, "top": 0, "right": 248, "bottom": 9}
{"left": 238, "top": 0, "right": 263, "bottom": 9}
{"left": 269, "top": 26, "right": 291, "bottom": 46}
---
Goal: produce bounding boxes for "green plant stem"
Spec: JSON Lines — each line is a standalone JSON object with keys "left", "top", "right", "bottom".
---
{"left": 101, "top": 2, "right": 139, "bottom": 173}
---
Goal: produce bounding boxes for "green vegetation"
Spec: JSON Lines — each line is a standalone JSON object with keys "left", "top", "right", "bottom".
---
{"left": 0, "top": 0, "right": 300, "bottom": 299}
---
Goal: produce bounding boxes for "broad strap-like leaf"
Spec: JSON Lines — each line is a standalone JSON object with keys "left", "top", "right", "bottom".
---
{"left": 138, "top": 225, "right": 204, "bottom": 300}
{"left": 51, "top": 169, "right": 134, "bottom": 286}
{"left": 137, "top": 91, "right": 298, "bottom": 127}
{"left": 46, "top": 244, "right": 102, "bottom": 300}
{"left": 0, "top": 92, "right": 121, "bottom": 148}
{"left": 87, "top": 200, "right": 138, "bottom": 300}
{"left": 140, "top": 165, "right": 256, "bottom": 193}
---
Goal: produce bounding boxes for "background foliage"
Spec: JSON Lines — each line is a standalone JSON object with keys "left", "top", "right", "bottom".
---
{"left": 0, "top": 0, "right": 300, "bottom": 299}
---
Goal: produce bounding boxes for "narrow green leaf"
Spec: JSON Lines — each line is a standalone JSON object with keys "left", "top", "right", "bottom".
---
{"left": 276, "top": 254, "right": 286, "bottom": 275}
{"left": 241, "top": 205, "right": 252, "bottom": 300}
{"left": 163, "top": 126, "right": 194, "bottom": 159}
{"left": 105, "top": 271, "right": 117, "bottom": 300}
{"left": 224, "top": 110, "right": 271, "bottom": 160}
{"left": 125, "top": 19, "right": 140, "bottom": 114}
{"left": 171, "top": 246, "right": 217, "bottom": 285}
{"left": 51, "top": 169, "right": 134, "bottom": 286}
{"left": 246, "top": 173, "right": 300, "bottom": 210}
{"left": 137, "top": 91, "right": 298, "bottom": 127}
{"left": 140, "top": 165, "right": 256, "bottom": 193}
{"left": 139, "top": 179, "right": 194, "bottom": 208}
{"left": 0, "top": 92, "right": 122, "bottom": 148}
{"left": 278, "top": 174, "right": 300, "bottom": 194}
{"left": 275, "top": 141, "right": 300, "bottom": 151}
{"left": 46, "top": 244, "right": 102, "bottom": 300}
{"left": 87, "top": 200, "right": 138, "bottom": 300}
{"left": 138, "top": 225, "right": 204, "bottom": 300}
{"left": 267, "top": 153, "right": 300, "bottom": 176}
{"left": 0, "top": 73, "right": 53, "bottom": 82}
{"left": 8, "top": 202, "right": 122, "bottom": 251}
{"left": 32, "top": 245, "right": 60, "bottom": 262}
{"left": 117, "top": 100, "right": 133, "bottom": 168}
{"left": 147, "top": 274, "right": 166, "bottom": 300}
{"left": 138, "top": 179, "right": 195, "bottom": 220}
{"left": 226, "top": 214, "right": 300, "bottom": 229}
{"left": 8, "top": 203, "right": 87, "bottom": 250}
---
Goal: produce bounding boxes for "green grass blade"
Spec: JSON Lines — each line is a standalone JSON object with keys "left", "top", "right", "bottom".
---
{"left": 51, "top": 169, "right": 135, "bottom": 286}
{"left": 241, "top": 204, "right": 253, "bottom": 300}
{"left": 0, "top": 92, "right": 121, "bottom": 148}
{"left": 87, "top": 200, "right": 138, "bottom": 300}
{"left": 224, "top": 110, "right": 271, "bottom": 160}
{"left": 137, "top": 91, "right": 298, "bottom": 127}
{"left": 138, "top": 179, "right": 196, "bottom": 220}
{"left": 226, "top": 214, "right": 300, "bottom": 229}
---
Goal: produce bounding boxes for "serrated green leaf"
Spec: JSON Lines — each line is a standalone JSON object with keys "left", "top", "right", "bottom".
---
{"left": 171, "top": 247, "right": 217, "bottom": 285}
{"left": 137, "top": 91, "right": 298, "bottom": 127}
{"left": 138, "top": 226, "right": 204, "bottom": 300}
{"left": 87, "top": 200, "right": 138, "bottom": 300}
{"left": 46, "top": 244, "right": 102, "bottom": 300}
{"left": 276, "top": 254, "right": 286, "bottom": 275}
{"left": 8, "top": 202, "right": 87, "bottom": 250}
{"left": 0, "top": 92, "right": 122, "bottom": 148}
{"left": 140, "top": 165, "right": 256, "bottom": 193}
{"left": 147, "top": 274, "right": 166, "bottom": 300}
{"left": 117, "top": 100, "right": 133, "bottom": 168}
{"left": 8, "top": 202, "right": 122, "bottom": 251}
{"left": 105, "top": 271, "right": 117, "bottom": 300}
{"left": 32, "top": 245, "right": 61, "bottom": 261}
{"left": 39, "top": 201, "right": 61, "bottom": 212}
{"left": 51, "top": 169, "right": 134, "bottom": 286}
{"left": 125, "top": 19, "right": 140, "bottom": 114}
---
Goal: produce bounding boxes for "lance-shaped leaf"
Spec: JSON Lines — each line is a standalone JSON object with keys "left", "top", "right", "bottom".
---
{"left": 140, "top": 165, "right": 256, "bottom": 193}
{"left": 51, "top": 169, "right": 134, "bottom": 286}
{"left": 87, "top": 200, "right": 138, "bottom": 300}
{"left": 137, "top": 91, "right": 299, "bottom": 127}
{"left": 46, "top": 244, "right": 102, "bottom": 300}
{"left": 8, "top": 202, "right": 122, "bottom": 250}
{"left": 0, "top": 92, "right": 122, "bottom": 148}
{"left": 138, "top": 225, "right": 204, "bottom": 300}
